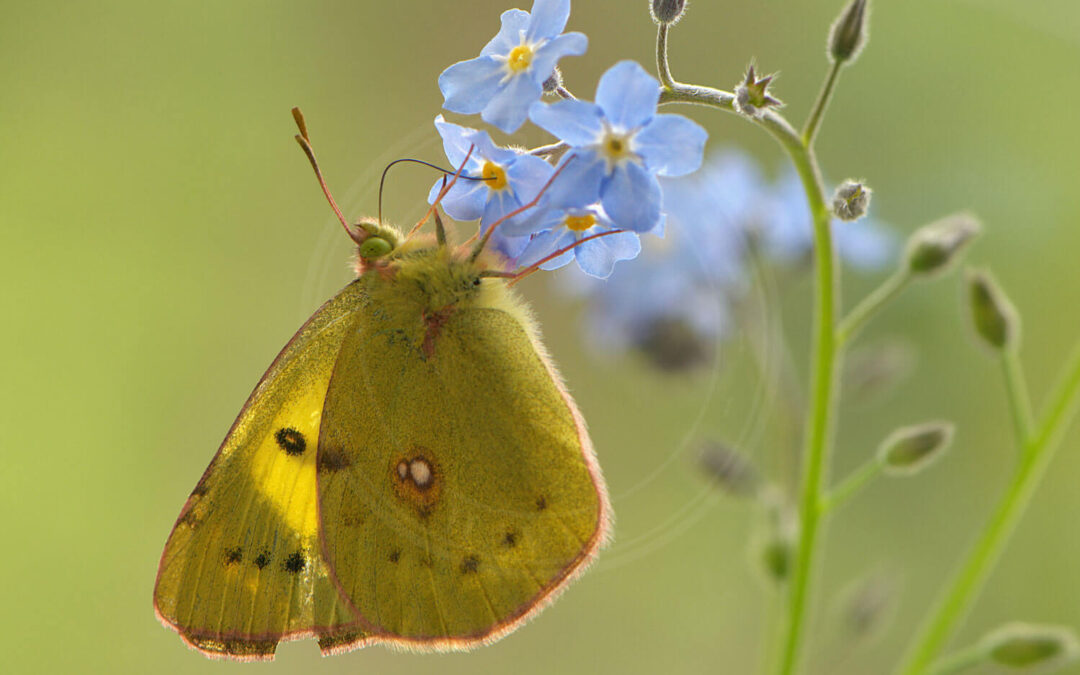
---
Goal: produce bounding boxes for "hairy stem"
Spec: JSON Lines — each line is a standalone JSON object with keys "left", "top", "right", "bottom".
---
{"left": 656, "top": 30, "right": 839, "bottom": 675}
{"left": 1002, "top": 350, "right": 1034, "bottom": 447}
{"left": 896, "top": 344, "right": 1080, "bottom": 674}
{"left": 820, "top": 457, "right": 881, "bottom": 514}
{"left": 836, "top": 270, "right": 911, "bottom": 347}
{"left": 803, "top": 60, "right": 844, "bottom": 147}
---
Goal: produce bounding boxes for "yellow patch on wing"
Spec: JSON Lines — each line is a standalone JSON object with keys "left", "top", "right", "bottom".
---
{"left": 248, "top": 392, "right": 324, "bottom": 538}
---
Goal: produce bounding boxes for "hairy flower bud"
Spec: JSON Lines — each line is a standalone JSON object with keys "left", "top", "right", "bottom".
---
{"left": 983, "top": 623, "right": 1080, "bottom": 669}
{"left": 542, "top": 67, "right": 564, "bottom": 94}
{"left": 699, "top": 441, "right": 760, "bottom": 498}
{"left": 905, "top": 212, "right": 981, "bottom": 277}
{"left": 829, "top": 0, "right": 869, "bottom": 63}
{"left": 650, "top": 0, "right": 687, "bottom": 25}
{"left": 967, "top": 268, "right": 1019, "bottom": 352}
{"left": 832, "top": 180, "right": 872, "bottom": 221}
{"left": 877, "top": 421, "right": 954, "bottom": 475}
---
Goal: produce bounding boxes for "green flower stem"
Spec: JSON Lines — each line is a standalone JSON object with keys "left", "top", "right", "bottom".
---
{"left": 924, "top": 644, "right": 986, "bottom": 675}
{"left": 896, "top": 343, "right": 1080, "bottom": 675}
{"left": 803, "top": 59, "right": 844, "bottom": 148}
{"left": 657, "top": 29, "right": 839, "bottom": 675}
{"left": 1002, "top": 350, "right": 1034, "bottom": 447}
{"left": 820, "top": 457, "right": 882, "bottom": 515}
{"left": 836, "top": 270, "right": 911, "bottom": 347}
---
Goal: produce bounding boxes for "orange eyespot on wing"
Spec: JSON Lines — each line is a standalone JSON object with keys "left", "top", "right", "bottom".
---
{"left": 153, "top": 281, "right": 371, "bottom": 661}
{"left": 317, "top": 306, "right": 610, "bottom": 650}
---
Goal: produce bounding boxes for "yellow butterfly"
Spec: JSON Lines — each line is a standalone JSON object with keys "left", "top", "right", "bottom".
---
{"left": 153, "top": 109, "right": 611, "bottom": 660}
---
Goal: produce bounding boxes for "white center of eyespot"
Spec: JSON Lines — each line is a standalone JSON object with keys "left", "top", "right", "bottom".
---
{"left": 409, "top": 459, "right": 432, "bottom": 488}
{"left": 396, "top": 461, "right": 409, "bottom": 480}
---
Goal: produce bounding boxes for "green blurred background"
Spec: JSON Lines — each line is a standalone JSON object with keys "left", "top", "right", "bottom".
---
{"left": 4, "top": 0, "right": 1080, "bottom": 673}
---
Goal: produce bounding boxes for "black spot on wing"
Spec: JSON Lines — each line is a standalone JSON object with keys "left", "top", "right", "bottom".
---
{"left": 503, "top": 531, "right": 518, "bottom": 548}
{"left": 388, "top": 550, "right": 401, "bottom": 563}
{"left": 254, "top": 551, "right": 271, "bottom": 569}
{"left": 461, "top": 554, "right": 480, "bottom": 575}
{"left": 283, "top": 551, "right": 306, "bottom": 574}
{"left": 536, "top": 495, "right": 547, "bottom": 511}
{"left": 223, "top": 547, "right": 243, "bottom": 565}
{"left": 318, "top": 446, "right": 352, "bottom": 473}
{"left": 274, "top": 427, "right": 306, "bottom": 456}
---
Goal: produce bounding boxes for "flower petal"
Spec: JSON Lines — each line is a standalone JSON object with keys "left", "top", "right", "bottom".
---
{"left": 434, "top": 116, "right": 481, "bottom": 169}
{"left": 529, "top": 99, "right": 604, "bottom": 146}
{"left": 482, "top": 72, "right": 543, "bottom": 133}
{"left": 574, "top": 229, "right": 642, "bottom": 278}
{"left": 595, "top": 60, "right": 660, "bottom": 129}
{"left": 635, "top": 114, "right": 708, "bottom": 176}
{"left": 439, "top": 57, "right": 505, "bottom": 116}
{"left": 530, "top": 32, "right": 588, "bottom": 83}
{"left": 431, "top": 176, "right": 488, "bottom": 221}
{"left": 543, "top": 150, "right": 605, "bottom": 209}
{"left": 525, "top": 0, "right": 571, "bottom": 41}
{"left": 602, "top": 162, "right": 662, "bottom": 232}
{"left": 501, "top": 153, "right": 556, "bottom": 219}
{"left": 481, "top": 9, "right": 531, "bottom": 56}
{"left": 480, "top": 189, "right": 520, "bottom": 229}
{"left": 518, "top": 228, "right": 576, "bottom": 270}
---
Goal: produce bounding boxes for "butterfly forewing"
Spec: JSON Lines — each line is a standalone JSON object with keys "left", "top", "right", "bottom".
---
{"left": 317, "top": 304, "right": 609, "bottom": 649}
{"left": 154, "top": 281, "right": 369, "bottom": 660}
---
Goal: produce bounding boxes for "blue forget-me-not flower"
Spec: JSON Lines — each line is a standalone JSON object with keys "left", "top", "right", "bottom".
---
{"left": 438, "top": 0, "right": 587, "bottom": 134}
{"left": 427, "top": 116, "right": 554, "bottom": 252}
{"left": 529, "top": 60, "right": 708, "bottom": 234}
{"left": 512, "top": 202, "right": 642, "bottom": 278}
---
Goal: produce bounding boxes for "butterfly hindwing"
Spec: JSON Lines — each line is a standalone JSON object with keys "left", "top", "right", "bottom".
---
{"left": 317, "top": 303, "right": 610, "bottom": 649}
{"left": 153, "top": 281, "right": 369, "bottom": 660}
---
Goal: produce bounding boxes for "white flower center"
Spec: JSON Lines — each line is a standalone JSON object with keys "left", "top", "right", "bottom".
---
{"left": 595, "top": 124, "right": 640, "bottom": 173}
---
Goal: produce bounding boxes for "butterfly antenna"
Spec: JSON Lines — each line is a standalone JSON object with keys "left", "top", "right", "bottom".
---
{"left": 469, "top": 154, "right": 576, "bottom": 262}
{"left": 377, "top": 157, "right": 487, "bottom": 229}
{"left": 407, "top": 145, "right": 477, "bottom": 239}
{"left": 291, "top": 107, "right": 364, "bottom": 246}
{"left": 504, "top": 229, "right": 627, "bottom": 286}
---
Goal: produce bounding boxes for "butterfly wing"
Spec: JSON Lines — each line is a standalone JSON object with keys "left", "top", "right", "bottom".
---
{"left": 317, "top": 305, "right": 610, "bottom": 651}
{"left": 153, "top": 281, "right": 369, "bottom": 660}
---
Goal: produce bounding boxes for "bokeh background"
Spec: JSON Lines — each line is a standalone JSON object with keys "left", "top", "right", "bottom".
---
{"left": 4, "top": 1, "right": 1080, "bottom": 673}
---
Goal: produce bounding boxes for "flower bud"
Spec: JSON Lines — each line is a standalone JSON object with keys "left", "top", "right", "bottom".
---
{"left": 829, "top": 0, "right": 869, "bottom": 64}
{"left": 699, "top": 441, "right": 760, "bottom": 498}
{"left": 634, "top": 317, "right": 712, "bottom": 372}
{"left": 760, "top": 536, "right": 792, "bottom": 584}
{"left": 905, "top": 212, "right": 981, "bottom": 277}
{"left": 877, "top": 421, "right": 954, "bottom": 475}
{"left": 734, "top": 63, "right": 783, "bottom": 118}
{"left": 967, "top": 268, "right": 1019, "bottom": 352}
{"left": 650, "top": 0, "right": 687, "bottom": 26}
{"left": 542, "top": 67, "right": 564, "bottom": 94}
{"left": 843, "top": 339, "right": 917, "bottom": 402}
{"left": 832, "top": 180, "right": 872, "bottom": 222}
{"left": 982, "top": 623, "right": 1080, "bottom": 669}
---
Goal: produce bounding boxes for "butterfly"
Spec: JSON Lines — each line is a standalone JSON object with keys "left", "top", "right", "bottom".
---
{"left": 152, "top": 109, "right": 611, "bottom": 660}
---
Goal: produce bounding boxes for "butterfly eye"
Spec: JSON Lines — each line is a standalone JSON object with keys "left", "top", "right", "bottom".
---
{"left": 358, "top": 236, "right": 393, "bottom": 259}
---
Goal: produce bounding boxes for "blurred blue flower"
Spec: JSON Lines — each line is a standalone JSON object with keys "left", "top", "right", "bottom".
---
{"left": 514, "top": 203, "right": 641, "bottom": 278}
{"left": 438, "top": 0, "right": 587, "bottom": 134}
{"left": 529, "top": 60, "right": 708, "bottom": 233}
{"left": 428, "top": 116, "right": 554, "bottom": 239}
{"left": 564, "top": 148, "right": 897, "bottom": 368}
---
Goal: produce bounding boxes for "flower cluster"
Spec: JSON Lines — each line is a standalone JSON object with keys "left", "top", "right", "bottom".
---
{"left": 432, "top": 0, "right": 707, "bottom": 278}
{"left": 565, "top": 149, "right": 895, "bottom": 368}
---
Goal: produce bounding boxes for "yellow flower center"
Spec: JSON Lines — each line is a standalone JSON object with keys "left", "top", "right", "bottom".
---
{"left": 507, "top": 44, "right": 534, "bottom": 73}
{"left": 564, "top": 213, "right": 597, "bottom": 232}
{"left": 481, "top": 161, "right": 509, "bottom": 191}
